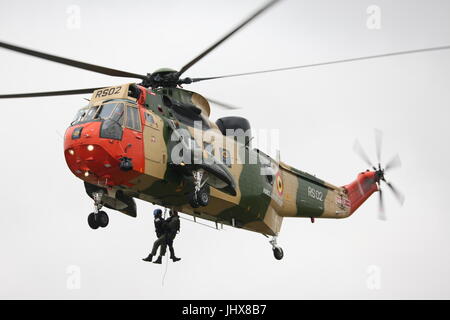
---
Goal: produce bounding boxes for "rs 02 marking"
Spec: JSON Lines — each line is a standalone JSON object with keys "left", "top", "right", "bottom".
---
{"left": 308, "top": 186, "right": 323, "bottom": 202}
{"left": 95, "top": 86, "right": 121, "bottom": 98}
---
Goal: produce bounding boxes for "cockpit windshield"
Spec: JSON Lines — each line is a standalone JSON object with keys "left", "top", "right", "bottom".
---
{"left": 71, "top": 101, "right": 128, "bottom": 125}
{"left": 71, "top": 108, "right": 87, "bottom": 124}
{"left": 97, "top": 103, "right": 119, "bottom": 120}
{"left": 84, "top": 106, "right": 99, "bottom": 121}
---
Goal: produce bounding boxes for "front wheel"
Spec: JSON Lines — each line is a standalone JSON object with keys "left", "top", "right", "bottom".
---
{"left": 98, "top": 211, "right": 109, "bottom": 228}
{"left": 88, "top": 213, "right": 99, "bottom": 230}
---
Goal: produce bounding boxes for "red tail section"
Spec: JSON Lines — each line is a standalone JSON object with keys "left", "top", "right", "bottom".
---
{"left": 343, "top": 171, "right": 380, "bottom": 214}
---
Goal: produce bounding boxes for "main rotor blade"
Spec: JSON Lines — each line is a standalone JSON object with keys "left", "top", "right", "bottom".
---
{"left": 177, "top": 0, "right": 281, "bottom": 76}
{"left": 190, "top": 44, "right": 450, "bottom": 83}
{"left": 206, "top": 97, "right": 241, "bottom": 110}
{"left": 374, "top": 129, "right": 383, "bottom": 165}
{"left": 353, "top": 140, "right": 374, "bottom": 169}
{"left": 0, "top": 41, "right": 146, "bottom": 80}
{"left": 385, "top": 181, "right": 405, "bottom": 206}
{"left": 378, "top": 188, "right": 386, "bottom": 220}
{"left": 0, "top": 87, "right": 101, "bottom": 99}
{"left": 385, "top": 154, "right": 402, "bottom": 172}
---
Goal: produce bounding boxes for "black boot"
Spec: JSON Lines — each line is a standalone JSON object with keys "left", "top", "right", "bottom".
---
{"left": 171, "top": 256, "right": 181, "bottom": 262}
{"left": 153, "top": 256, "right": 163, "bottom": 264}
{"left": 142, "top": 254, "right": 153, "bottom": 262}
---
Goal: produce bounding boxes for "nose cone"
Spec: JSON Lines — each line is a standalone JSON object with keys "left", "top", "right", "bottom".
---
{"left": 64, "top": 122, "right": 142, "bottom": 187}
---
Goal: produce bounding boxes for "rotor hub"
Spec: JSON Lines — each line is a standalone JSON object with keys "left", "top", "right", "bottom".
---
{"left": 139, "top": 68, "right": 193, "bottom": 88}
{"left": 375, "top": 165, "right": 385, "bottom": 182}
{"left": 353, "top": 130, "right": 404, "bottom": 219}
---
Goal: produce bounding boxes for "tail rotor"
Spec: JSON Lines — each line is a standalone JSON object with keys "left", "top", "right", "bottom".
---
{"left": 353, "top": 129, "right": 405, "bottom": 220}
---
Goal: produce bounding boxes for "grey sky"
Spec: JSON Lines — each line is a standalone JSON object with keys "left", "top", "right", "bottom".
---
{"left": 0, "top": 0, "right": 449, "bottom": 299}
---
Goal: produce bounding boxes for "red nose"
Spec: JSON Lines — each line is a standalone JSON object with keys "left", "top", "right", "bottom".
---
{"left": 64, "top": 121, "right": 143, "bottom": 187}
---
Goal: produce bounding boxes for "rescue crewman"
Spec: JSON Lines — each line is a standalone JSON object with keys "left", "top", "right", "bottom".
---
{"left": 142, "top": 209, "right": 167, "bottom": 264}
{"left": 166, "top": 209, "right": 181, "bottom": 262}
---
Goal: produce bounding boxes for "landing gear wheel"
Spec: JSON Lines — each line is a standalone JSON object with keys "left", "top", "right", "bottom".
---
{"left": 190, "top": 169, "right": 209, "bottom": 208}
{"left": 197, "top": 189, "right": 209, "bottom": 207}
{"left": 98, "top": 211, "right": 109, "bottom": 228}
{"left": 189, "top": 188, "right": 209, "bottom": 208}
{"left": 273, "top": 247, "right": 284, "bottom": 260}
{"left": 88, "top": 213, "right": 99, "bottom": 230}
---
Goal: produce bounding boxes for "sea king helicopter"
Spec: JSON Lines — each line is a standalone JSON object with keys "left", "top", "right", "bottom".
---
{"left": 1, "top": 0, "right": 446, "bottom": 260}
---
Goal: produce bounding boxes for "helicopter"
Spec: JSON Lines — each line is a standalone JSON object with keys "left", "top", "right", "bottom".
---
{"left": 0, "top": 0, "right": 445, "bottom": 260}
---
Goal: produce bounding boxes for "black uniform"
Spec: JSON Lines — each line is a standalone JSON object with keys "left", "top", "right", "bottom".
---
{"left": 154, "top": 216, "right": 165, "bottom": 238}
{"left": 149, "top": 216, "right": 168, "bottom": 257}
{"left": 165, "top": 215, "right": 180, "bottom": 259}
{"left": 143, "top": 211, "right": 180, "bottom": 263}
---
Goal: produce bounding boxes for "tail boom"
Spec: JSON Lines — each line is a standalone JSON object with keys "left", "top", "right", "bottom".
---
{"left": 343, "top": 170, "right": 379, "bottom": 214}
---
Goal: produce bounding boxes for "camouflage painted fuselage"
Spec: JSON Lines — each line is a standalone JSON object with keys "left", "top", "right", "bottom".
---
{"left": 64, "top": 84, "right": 379, "bottom": 236}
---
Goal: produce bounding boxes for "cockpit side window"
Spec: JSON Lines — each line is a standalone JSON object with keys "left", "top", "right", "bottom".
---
{"left": 125, "top": 105, "right": 141, "bottom": 131}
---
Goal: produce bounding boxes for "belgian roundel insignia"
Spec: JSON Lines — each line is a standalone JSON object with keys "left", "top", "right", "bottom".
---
{"left": 276, "top": 172, "right": 283, "bottom": 196}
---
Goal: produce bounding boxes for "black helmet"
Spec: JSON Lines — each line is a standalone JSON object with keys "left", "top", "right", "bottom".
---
{"left": 153, "top": 209, "right": 162, "bottom": 217}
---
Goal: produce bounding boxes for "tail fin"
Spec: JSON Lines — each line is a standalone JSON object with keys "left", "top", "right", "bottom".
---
{"left": 343, "top": 171, "right": 379, "bottom": 214}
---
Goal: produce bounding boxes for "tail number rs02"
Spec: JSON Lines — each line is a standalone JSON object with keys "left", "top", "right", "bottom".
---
{"left": 308, "top": 186, "right": 323, "bottom": 202}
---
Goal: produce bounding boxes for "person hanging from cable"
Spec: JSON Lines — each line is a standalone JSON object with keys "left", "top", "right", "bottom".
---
{"left": 165, "top": 209, "right": 181, "bottom": 262}
{"left": 142, "top": 208, "right": 167, "bottom": 264}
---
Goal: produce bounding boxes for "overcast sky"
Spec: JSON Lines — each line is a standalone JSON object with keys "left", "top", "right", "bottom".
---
{"left": 0, "top": 0, "right": 449, "bottom": 299}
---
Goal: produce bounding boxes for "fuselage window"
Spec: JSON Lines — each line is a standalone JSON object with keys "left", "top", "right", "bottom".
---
{"left": 220, "top": 148, "right": 232, "bottom": 168}
{"left": 145, "top": 112, "right": 155, "bottom": 125}
{"left": 263, "top": 166, "right": 275, "bottom": 185}
{"left": 203, "top": 142, "right": 214, "bottom": 156}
